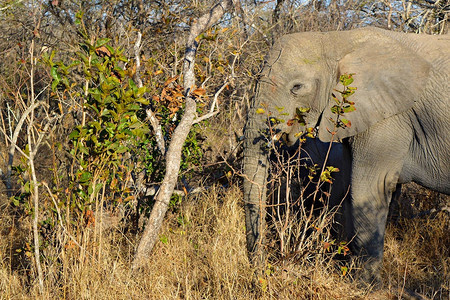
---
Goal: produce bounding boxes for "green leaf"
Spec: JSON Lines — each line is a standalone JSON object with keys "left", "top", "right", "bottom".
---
{"left": 62, "top": 77, "right": 70, "bottom": 89}
{"left": 136, "top": 98, "right": 150, "bottom": 105}
{"left": 116, "top": 145, "right": 129, "bottom": 154}
{"left": 51, "top": 66, "right": 61, "bottom": 81}
{"left": 296, "top": 107, "right": 311, "bottom": 114}
{"left": 326, "top": 166, "right": 340, "bottom": 173}
{"left": 130, "top": 115, "right": 138, "bottom": 123}
{"left": 79, "top": 171, "right": 92, "bottom": 183}
{"left": 67, "top": 60, "right": 81, "bottom": 69}
{"left": 91, "top": 135, "right": 99, "bottom": 145}
{"left": 85, "top": 103, "right": 100, "bottom": 115}
{"left": 106, "top": 45, "right": 116, "bottom": 56}
{"left": 68, "top": 129, "right": 80, "bottom": 140}
{"left": 127, "top": 103, "right": 141, "bottom": 112}
{"left": 95, "top": 38, "right": 111, "bottom": 48}
{"left": 340, "top": 118, "right": 352, "bottom": 128}
{"left": 12, "top": 198, "right": 20, "bottom": 207}
{"left": 320, "top": 170, "right": 333, "bottom": 183}
{"left": 330, "top": 105, "right": 339, "bottom": 114}
{"left": 24, "top": 181, "right": 31, "bottom": 193}
{"left": 75, "top": 11, "right": 84, "bottom": 24}
{"left": 342, "top": 105, "right": 356, "bottom": 113}
{"left": 129, "top": 79, "right": 138, "bottom": 93}
{"left": 51, "top": 80, "right": 60, "bottom": 91}
{"left": 342, "top": 77, "right": 353, "bottom": 86}
{"left": 95, "top": 183, "right": 103, "bottom": 194}
{"left": 136, "top": 86, "right": 147, "bottom": 97}
{"left": 331, "top": 94, "right": 340, "bottom": 105}
{"left": 79, "top": 145, "right": 89, "bottom": 155}
{"left": 160, "top": 235, "right": 168, "bottom": 244}
{"left": 101, "top": 109, "right": 111, "bottom": 118}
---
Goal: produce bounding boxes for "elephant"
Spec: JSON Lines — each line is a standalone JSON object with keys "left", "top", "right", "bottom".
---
{"left": 242, "top": 27, "right": 449, "bottom": 284}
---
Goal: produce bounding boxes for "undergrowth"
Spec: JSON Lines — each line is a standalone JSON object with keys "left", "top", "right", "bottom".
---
{"left": 1, "top": 184, "right": 448, "bottom": 299}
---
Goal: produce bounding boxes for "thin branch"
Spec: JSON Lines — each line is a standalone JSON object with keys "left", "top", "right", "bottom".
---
{"left": 28, "top": 37, "right": 44, "bottom": 294}
{"left": 192, "top": 79, "right": 229, "bottom": 124}
{"left": 2, "top": 101, "right": 47, "bottom": 197}
{"left": 145, "top": 109, "right": 166, "bottom": 155}
{"left": 0, "top": 0, "right": 25, "bottom": 11}
{"left": 133, "top": 31, "right": 166, "bottom": 155}
{"left": 133, "top": 31, "right": 143, "bottom": 88}
{"left": 209, "top": 79, "right": 228, "bottom": 113}
{"left": 41, "top": 182, "right": 93, "bottom": 256}
{"left": 192, "top": 110, "right": 220, "bottom": 124}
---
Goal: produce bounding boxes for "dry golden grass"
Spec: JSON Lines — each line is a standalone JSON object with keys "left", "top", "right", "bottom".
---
{"left": 383, "top": 215, "right": 450, "bottom": 298}
{"left": 0, "top": 184, "right": 448, "bottom": 299}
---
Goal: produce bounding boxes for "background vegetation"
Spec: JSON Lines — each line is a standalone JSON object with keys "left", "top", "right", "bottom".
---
{"left": 0, "top": 0, "right": 448, "bottom": 298}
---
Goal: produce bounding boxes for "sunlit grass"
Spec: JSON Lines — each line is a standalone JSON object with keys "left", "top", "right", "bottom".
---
{"left": 0, "top": 184, "right": 448, "bottom": 299}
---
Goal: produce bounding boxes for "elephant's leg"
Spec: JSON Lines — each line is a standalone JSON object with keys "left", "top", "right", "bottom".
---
{"left": 348, "top": 127, "right": 410, "bottom": 284}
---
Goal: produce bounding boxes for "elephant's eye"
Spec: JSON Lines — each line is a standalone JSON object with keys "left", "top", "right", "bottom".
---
{"left": 290, "top": 84, "right": 304, "bottom": 95}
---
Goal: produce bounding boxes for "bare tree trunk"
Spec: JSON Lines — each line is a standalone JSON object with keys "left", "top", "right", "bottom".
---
{"left": 132, "top": 0, "right": 233, "bottom": 270}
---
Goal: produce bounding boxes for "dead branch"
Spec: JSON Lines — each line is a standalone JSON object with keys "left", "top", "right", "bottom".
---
{"left": 133, "top": 31, "right": 166, "bottom": 155}
{"left": 410, "top": 206, "right": 450, "bottom": 219}
{"left": 28, "top": 37, "right": 44, "bottom": 294}
{"left": 192, "top": 79, "right": 229, "bottom": 124}
{"left": 2, "top": 100, "right": 47, "bottom": 197}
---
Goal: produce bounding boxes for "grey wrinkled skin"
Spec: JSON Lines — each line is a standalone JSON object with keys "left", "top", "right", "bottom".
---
{"left": 243, "top": 27, "right": 449, "bottom": 284}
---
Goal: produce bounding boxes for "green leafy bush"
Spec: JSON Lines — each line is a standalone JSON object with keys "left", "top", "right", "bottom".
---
{"left": 40, "top": 28, "right": 202, "bottom": 228}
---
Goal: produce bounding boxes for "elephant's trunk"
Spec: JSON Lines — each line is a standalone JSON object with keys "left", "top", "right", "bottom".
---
{"left": 243, "top": 106, "right": 269, "bottom": 267}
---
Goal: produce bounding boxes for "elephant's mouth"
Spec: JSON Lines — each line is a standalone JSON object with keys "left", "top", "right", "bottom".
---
{"left": 271, "top": 108, "right": 324, "bottom": 147}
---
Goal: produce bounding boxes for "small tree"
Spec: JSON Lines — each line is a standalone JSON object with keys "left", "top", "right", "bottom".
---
{"left": 132, "top": 0, "right": 234, "bottom": 269}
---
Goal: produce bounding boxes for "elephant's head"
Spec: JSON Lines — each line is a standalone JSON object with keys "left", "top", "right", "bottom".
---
{"left": 255, "top": 29, "right": 430, "bottom": 144}
{"left": 243, "top": 27, "right": 431, "bottom": 265}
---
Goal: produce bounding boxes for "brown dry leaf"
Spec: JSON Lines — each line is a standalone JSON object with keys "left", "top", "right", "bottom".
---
{"left": 172, "top": 92, "right": 184, "bottom": 99}
{"left": 161, "top": 88, "right": 167, "bottom": 100}
{"left": 168, "top": 106, "right": 180, "bottom": 118}
{"left": 110, "top": 177, "right": 118, "bottom": 189}
{"left": 323, "top": 242, "right": 332, "bottom": 251}
{"left": 84, "top": 210, "right": 95, "bottom": 227}
{"left": 126, "top": 64, "right": 136, "bottom": 78}
{"left": 95, "top": 46, "right": 111, "bottom": 57}
{"left": 192, "top": 88, "right": 206, "bottom": 97}
{"left": 124, "top": 195, "right": 136, "bottom": 202}
{"left": 164, "top": 75, "right": 179, "bottom": 87}
{"left": 111, "top": 70, "right": 122, "bottom": 82}
{"left": 64, "top": 240, "right": 76, "bottom": 250}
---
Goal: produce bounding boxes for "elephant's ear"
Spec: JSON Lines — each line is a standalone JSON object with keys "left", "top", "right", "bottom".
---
{"left": 317, "top": 36, "right": 431, "bottom": 142}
